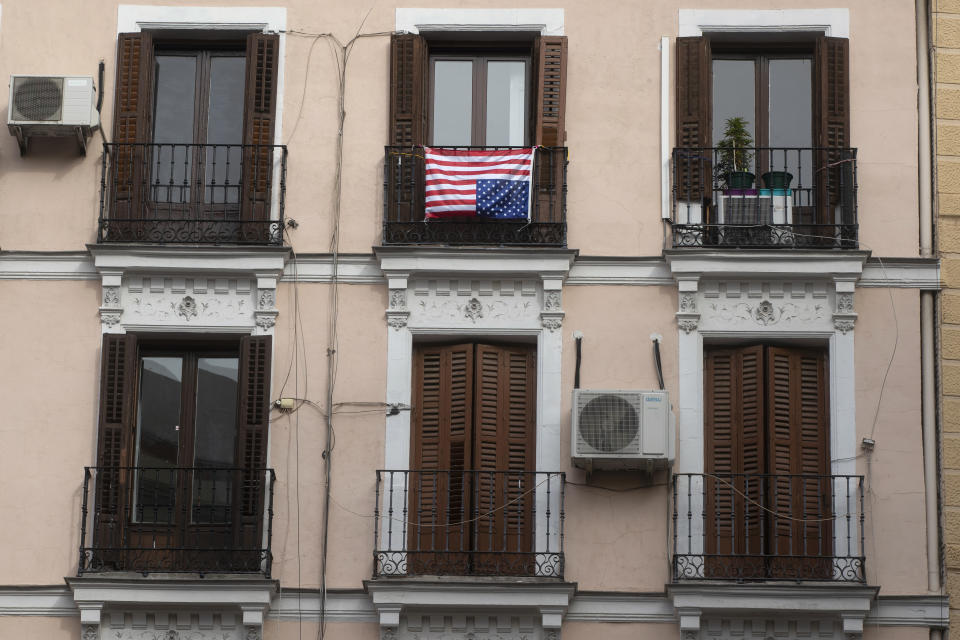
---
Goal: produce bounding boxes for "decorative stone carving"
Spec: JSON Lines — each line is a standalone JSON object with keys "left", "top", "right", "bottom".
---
{"left": 836, "top": 293, "right": 854, "bottom": 314}
{"left": 255, "top": 314, "right": 277, "bottom": 329}
{"left": 82, "top": 624, "right": 99, "bottom": 640}
{"left": 387, "top": 314, "right": 408, "bottom": 329}
{"left": 682, "top": 631, "right": 698, "bottom": 640}
{"left": 464, "top": 297, "right": 484, "bottom": 322}
{"left": 103, "top": 286, "right": 120, "bottom": 306}
{"left": 245, "top": 627, "right": 261, "bottom": 640}
{"left": 101, "top": 311, "right": 122, "bottom": 327}
{"left": 754, "top": 300, "right": 776, "bottom": 325}
{"left": 257, "top": 290, "right": 275, "bottom": 310}
{"left": 678, "top": 318, "right": 699, "bottom": 333}
{"left": 164, "top": 631, "right": 180, "bottom": 640}
{"left": 389, "top": 289, "right": 407, "bottom": 310}
{"left": 544, "top": 630, "right": 560, "bottom": 640}
{"left": 381, "top": 627, "right": 397, "bottom": 640}
{"left": 177, "top": 295, "right": 199, "bottom": 320}
{"left": 705, "top": 300, "right": 826, "bottom": 327}
{"left": 832, "top": 292, "right": 857, "bottom": 334}
{"left": 679, "top": 293, "right": 697, "bottom": 313}
{"left": 543, "top": 291, "right": 561, "bottom": 311}
{"left": 834, "top": 318, "right": 855, "bottom": 334}
{"left": 541, "top": 317, "right": 562, "bottom": 331}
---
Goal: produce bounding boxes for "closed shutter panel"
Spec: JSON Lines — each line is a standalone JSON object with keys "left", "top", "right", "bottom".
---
{"left": 704, "top": 345, "right": 764, "bottom": 577}
{"left": 111, "top": 33, "right": 154, "bottom": 222}
{"left": 242, "top": 33, "right": 280, "bottom": 224}
{"left": 766, "top": 347, "right": 830, "bottom": 578}
{"left": 534, "top": 36, "right": 567, "bottom": 147}
{"left": 94, "top": 333, "right": 137, "bottom": 566}
{"left": 387, "top": 34, "right": 428, "bottom": 224}
{"left": 236, "top": 335, "right": 271, "bottom": 558}
{"left": 675, "top": 37, "right": 712, "bottom": 210}
{"left": 815, "top": 36, "right": 851, "bottom": 227}
{"left": 410, "top": 344, "right": 473, "bottom": 571}
{"left": 472, "top": 344, "right": 536, "bottom": 574}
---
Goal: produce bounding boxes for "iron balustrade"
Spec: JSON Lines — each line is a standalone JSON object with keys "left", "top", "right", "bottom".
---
{"left": 97, "top": 142, "right": 287, "bottom": 245}
{"left": 79, "top": 466, "right": 276, "bottom": 576}
{"left": 374, "top": 469, "right": 565, "bottom": 578}
{"left": 382, "top": 146, "right": 567, "bottom": 246}
{"left": 671, "top": 473, "right": 865, "bottom": 582}
{"left": 671, "top": 147, "right": 858, "bottom": 249}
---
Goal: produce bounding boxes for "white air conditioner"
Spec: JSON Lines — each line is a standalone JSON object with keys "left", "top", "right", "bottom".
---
{"left": 571, "top": 389, "right": 674, "bottom": 471}
{"left": 7, "top": 75, "right": 99, "bottom": 155}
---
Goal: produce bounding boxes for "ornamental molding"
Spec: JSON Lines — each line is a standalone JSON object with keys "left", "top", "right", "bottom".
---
{"left": 393, "top": 278, "right": 545, "bottom": 331}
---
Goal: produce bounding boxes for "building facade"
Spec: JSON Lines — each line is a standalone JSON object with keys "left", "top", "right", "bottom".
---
{"left": 0, "top": 1, "right": 946, "bottom": 639}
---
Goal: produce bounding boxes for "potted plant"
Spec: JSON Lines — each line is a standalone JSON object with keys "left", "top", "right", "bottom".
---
{"left": 761, "top": 170, "right": 794, "bottom": 190}
{"left": 715, "top": 117, "right": 755, "bottom": 190}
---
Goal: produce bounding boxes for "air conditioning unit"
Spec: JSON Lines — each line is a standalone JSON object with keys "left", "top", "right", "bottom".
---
{"left": 571, "top": 389, "right": 674, "bottom": 471}
{"left": 8, "top": 75, "right": 99, "bottom": 155}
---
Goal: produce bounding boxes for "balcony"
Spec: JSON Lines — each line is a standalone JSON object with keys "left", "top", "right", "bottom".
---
{"left": 79, "top": 466, "right": 276, "bottom": 576}
{"left": 671, "top": 147, "right": 857, "bottom": 249}
{"left": 373, "top": 470, "right": 565, "bottom": 578}
{"left": 671, "top": 473, "right": 865, "bottom": 582}
{"left": 382, "top": 146, "right": 567, "bottom": 246}
{"left": 97, "top": 143, "right": 287, "bottom": 245}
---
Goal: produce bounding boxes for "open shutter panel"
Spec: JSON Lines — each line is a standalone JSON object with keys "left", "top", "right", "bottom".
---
{"left": 389, "top": 34, "right": 429, "bottom": 146}
{"left": 237, "top": 334, "right": 271, "bottom": 552}
{"left": 410, "top": 344, "right": 473, "bottom": 566}
{"left": 765, "top": 346, "right": 830, "bottom": 576}
{"left": 815, "top": 36, "right": 851, "bottom": 227}
{"left": 473, "top": 344, "right": 536, "bottom": 572}
{"left": 111, "top": 33, "right": 153, "bottom": 221}
{"left": 534, "top": 36, "right": 567, "bottom": 147}
{"left": 94, "top": 333, "right": 137, "bottom": 563}
{"left": 242, "top": 33, "right": 280, "bottom": 223}
{"left": 675, "top": 37, "right": 712, "bottom": 207}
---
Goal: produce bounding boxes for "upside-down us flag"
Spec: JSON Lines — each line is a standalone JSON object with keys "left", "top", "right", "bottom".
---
{"left": 424, "top": 147, "right": 535, "bottom": 220}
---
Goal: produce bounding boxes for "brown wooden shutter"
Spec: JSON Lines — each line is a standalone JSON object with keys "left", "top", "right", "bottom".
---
{"left": 410, "top": 344, "right": 473, "bottom": 569}
{"left": 237, "top": 334, "right": 271, "bottom": 549}
{"left": 534, "top": 36, "right": 568, "bottom": 147}
{"left": 94, "top": 333, "right": 138, "bottom": 563}
{"left": 112, "top": 33, "right": 154, "bottom": 220}
{"left": 242, "top": 33, "right": 280, "bottom": 222}
{"left": 814, "top": 36, "right": 850, "bottom": 227}
{"left": 675, "top": 37, "right": 712, "bottom": 208}
{"left": 765, "top": 346, "right": 830, "bottom": 576}
{"left": 704, "top": 345, "right": 765, "bottom": 575}
{"left": 389, "top": 34, "right": 429, "bottom": 146}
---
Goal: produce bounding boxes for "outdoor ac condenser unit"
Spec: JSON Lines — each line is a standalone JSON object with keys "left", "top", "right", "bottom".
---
{"left": 8, "top": 75, "right": 99, "bottom": 155}
{"left": 571, "top": 389, "right": 674, "bottom": 471}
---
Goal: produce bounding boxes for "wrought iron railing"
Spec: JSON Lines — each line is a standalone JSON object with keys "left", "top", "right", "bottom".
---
{"left": 97, "top": 142, "right": 287, "bottom": 244}
{"left": 672, "top": 473, "right": 865, "bottom": 582}
{"left": 671, "top": 147, "right": 858, "bottom": 249}
{"left": 374, "top": 469, "right": 565, "bottom": 578}
{"left": 382, "top": 146, "right": 567, "bottom": 245}
{"left": 79, "top": 466, "right": 276, "bottom": 576}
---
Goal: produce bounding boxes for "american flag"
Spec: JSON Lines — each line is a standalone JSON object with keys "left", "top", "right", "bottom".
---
{"left": 424, "top": 147, "right": 535, "bottom": 220}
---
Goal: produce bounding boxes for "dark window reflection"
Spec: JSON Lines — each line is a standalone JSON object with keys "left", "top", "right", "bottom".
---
{"left": 134, "top": 356, "right": 183, "bottom": 523}
{"left": 193, "top": 357, "right": 239, "bottom": 523}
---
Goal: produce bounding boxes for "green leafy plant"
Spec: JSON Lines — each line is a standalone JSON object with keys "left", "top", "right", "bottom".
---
{"left": 715, "top": 117, "right": 755, "bottom": 188}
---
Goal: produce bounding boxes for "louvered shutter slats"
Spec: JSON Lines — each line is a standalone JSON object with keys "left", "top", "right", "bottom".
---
{"left": 534, "top": 36, "right": 568, "bottom": 147}
{"left": 112, "top": 33, "right": 153, "bottom": 219}
{"left": 675, "top": 37, "right": 712, "bottom": 206}
{"left": 243, "top": 33, "right": 280, "bottom": 221}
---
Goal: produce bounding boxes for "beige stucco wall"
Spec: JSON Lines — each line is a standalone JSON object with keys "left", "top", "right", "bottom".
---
{"left": 0, "top": 0, "right": 921, "bottom": 257}
{"left": 0, "top": 616, "right": 80, "bottom": 639}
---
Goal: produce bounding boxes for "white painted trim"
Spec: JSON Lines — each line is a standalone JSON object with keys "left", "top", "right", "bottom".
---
{"left": 678, "top": 9, "right": 850, "bottom": 38}
{"left": 0, "top": 252, "right": 98, "bottom": 280}
{"left": 1, "top": 586, "right": 947, "bottom": 628}
{"left": 89, "top": 246, "right": 289, "bottom": 275}
{"left": 395, "top": 8, "right": 564, "bottom": 36}
{"left": 660, "top": 36, "right": 671, "bottom": 221}
{"left": 566, "top": 257, "right": 674, "bottom": 285}
{"left": 116, "top": 5, "right": 287, "bottom": 218}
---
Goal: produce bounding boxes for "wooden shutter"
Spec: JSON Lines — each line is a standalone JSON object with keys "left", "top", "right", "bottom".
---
{"left": 236, "top": 335, "right": 271, "bottom": 550}
{"left": 704, "top": 345, "right": 765, "bottom": 576}
{"left": 675, "top": 37, "right": 712, "bottom": 209}
{"left": 472, "top": 344, "right": 536, "bottom": 574}
{"left": 765, "top": 346, "right": 830, "bottom": 577}
{"left": 94, "top": 333, "right": 137, "bottom": 565}
{"left": 410, "top": 344, "right": 473, "bottom": 570}
{"left": 814, "top": 36, "right": 850, "bottom": 227}
{"left": 389, "top": 34, "right": 429, "bottom": 146}
{"left": 111, "top": 33, "right": 154, "bottom": 221}
{"left": 242, "top": 33, "right": 280, "bottom": 222}
{"left": 534, "top": 36, "right": 568, "bottom": 147}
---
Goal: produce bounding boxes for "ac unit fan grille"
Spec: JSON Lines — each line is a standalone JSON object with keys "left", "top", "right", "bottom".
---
{"left": 578, "top": 394, "right": 640, "bottom": 454}
{"left": 13, "top": 77, "right": 63, "bottom": 121}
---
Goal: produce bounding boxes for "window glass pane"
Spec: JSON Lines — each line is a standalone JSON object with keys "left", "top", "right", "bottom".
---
{"left": 152, "top": 56, "right": 197, "bottom": 204}
{"left": 134, "top": 356, "right": 183, "bottom": 523}
{"left": 486, "top": 61, "right": 526, "bottom": 146}
{"left": 433, "top": 60, "right": 473, "bottom": 145}
{"left": 768, "top": 58, "right": 813, "bottom": 190}
{"left": 712, "top": 59, "right": 756, "bottom": 173}
{"left": 205, "top": 56, "right": 246, "bottom": 205}
{"left": 193, "top": 357, "right": 239, "bottom": 523}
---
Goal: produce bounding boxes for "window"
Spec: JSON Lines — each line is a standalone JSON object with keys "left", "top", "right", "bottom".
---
{"left": 389, "top": 34, "right": 567, "bottom": 148}
{"left": 93, "top": 333, "right": 271, "bottom": 572}
{"left": 703, "top": 344, "right": 831, "bottom": 578}
{"left": 408, "top": 342, "right": 536, "bottom": 575}
{"left": 109, "top": 31, "right": 279, "bottom": 234}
